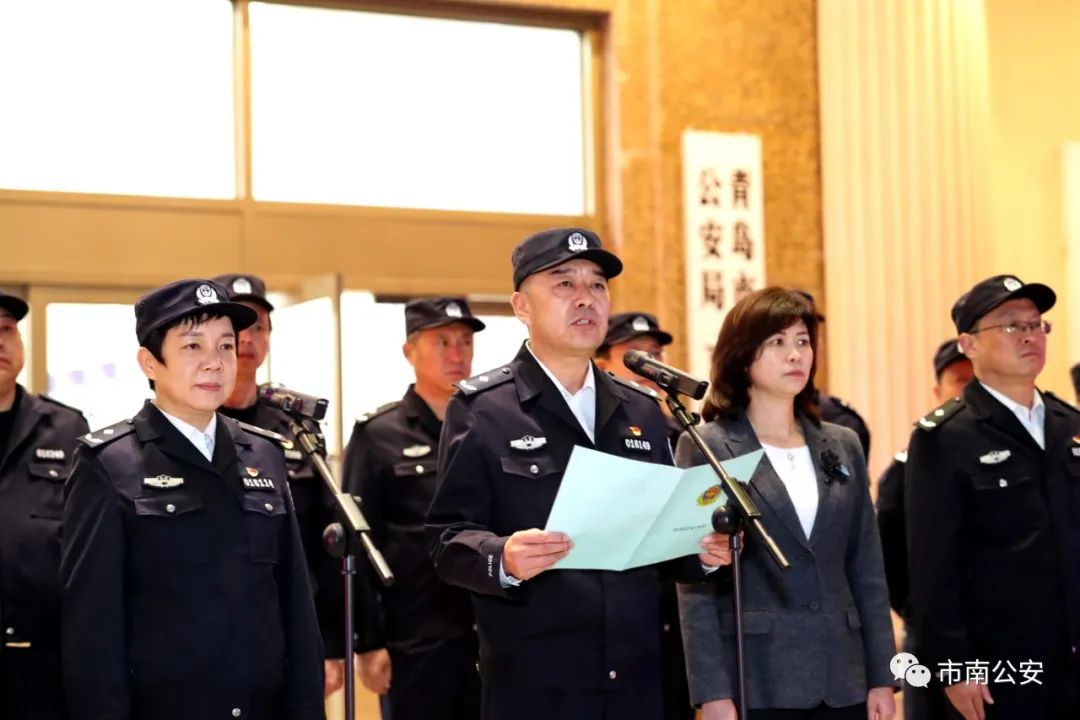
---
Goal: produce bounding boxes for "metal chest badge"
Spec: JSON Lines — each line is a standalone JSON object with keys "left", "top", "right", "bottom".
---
{"left": 510, "top": 435, "right": 547, "bottom": 451}
{"left": 402, "top": 444, "right": 432, "bottom": 458}
{"left": 979, "top": 450, "right": 1011, "bottom": 465}
{"left": 143, "top": 474, "right": 184, "bottom": 489}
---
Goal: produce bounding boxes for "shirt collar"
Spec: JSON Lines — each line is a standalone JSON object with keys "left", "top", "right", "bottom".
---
{"left": 526, "top": 341, "right": 595, "bottom": 398}
{"left": 155, "top": 404, "right": 217, "bottom": 444}
{"left": 978, "top": 381, "right": 1044, "bottom": 419}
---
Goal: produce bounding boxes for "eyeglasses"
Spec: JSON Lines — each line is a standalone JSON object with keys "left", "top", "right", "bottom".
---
{"left": 970, "top": 320, "right": 1052, "bottom": 336}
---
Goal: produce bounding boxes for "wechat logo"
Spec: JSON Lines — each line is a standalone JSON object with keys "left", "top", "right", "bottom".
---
{"left": 891, "top": 652, "right": 931, "bottom": 688}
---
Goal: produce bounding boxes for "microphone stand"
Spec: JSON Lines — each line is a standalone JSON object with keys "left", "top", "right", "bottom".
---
{"left": 662, "top": 390, "right": 788, "bottom": 720}
{"left": 285, "top": 416, "right": 394, "bottom": 720}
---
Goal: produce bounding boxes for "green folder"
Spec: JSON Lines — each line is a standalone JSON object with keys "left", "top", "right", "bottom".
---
{"left": 544, "top": 446, "right": 764, "bottom": 571}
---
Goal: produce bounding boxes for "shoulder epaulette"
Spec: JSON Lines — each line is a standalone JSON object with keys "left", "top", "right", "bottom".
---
{"left": 456, "top": 366, "right": 514, "bottom": 396}
{"left": 607, "top": 372, "right": 660, "bottom": 400}
{"left": 894, "top": 449, "right": 908, "bottom": 464}
{"left": 1044, "top": 390, "right": 1080, "bottom": 415}
{"left": 78, "top": 419, "right": 134, "bottom": 448}
{"left": 915, "top": 396, "right": 965, "bottom": 431}
{"left": 355, "top": 400, "right": 401, "bottom": 426}
{"left": 38, "top": 394, "right": 86, "bottom": 416}
{"left": 234, "top": 419, "right": 289, "bottom": 446}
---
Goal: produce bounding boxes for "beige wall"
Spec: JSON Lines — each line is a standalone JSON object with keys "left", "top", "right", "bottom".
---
{"left": 1, "top": 0, "right": 824, "bottom": 374}
{"left": 984, "top": 0, "right": 1080, "bottom": 399}
{"left": 608, "top": 0, "right": 823, "bottom": 369}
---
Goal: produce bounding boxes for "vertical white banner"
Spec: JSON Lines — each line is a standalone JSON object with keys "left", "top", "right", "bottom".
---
{"left": 683, "top": 131, "right": 768, "bottom": 382}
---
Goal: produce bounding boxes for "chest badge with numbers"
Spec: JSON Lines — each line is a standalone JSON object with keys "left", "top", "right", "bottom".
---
{"left": 242, "top": 475, "right": 276, "bottom": 491}
{"left": 36, "top": 447, "right": 65, "bottom": 460}
{"left": 510, "top": 435, "right": 547, "bottom": 451}
{"left": 143, "top": 474, "right": 184, "bottom": 489}
{"left": 402, "top": 444, "right": 432, "bottom": 458}
{"left": 623, "top": 427, "right": 652, "bottom": 453}
{"left": 978, "top": 449, "right": 1011, "bottom": 465}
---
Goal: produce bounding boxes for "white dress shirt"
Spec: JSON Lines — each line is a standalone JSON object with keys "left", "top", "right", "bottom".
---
{"left": 979, "top": 381, "right": 1046, "bottom": 449}
{"left": 156, "top": 405, "right": 218, "bottom": 462}
{"left": 761, "top": 443, "right": 818, "bottom": 539}
{"left": 526, "top": 342, "right": 597, "bottom": 443}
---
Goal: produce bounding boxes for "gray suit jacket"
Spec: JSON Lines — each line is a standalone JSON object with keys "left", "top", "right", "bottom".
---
{"left": 676, "top": 412, "right": 896, "bottom": 710}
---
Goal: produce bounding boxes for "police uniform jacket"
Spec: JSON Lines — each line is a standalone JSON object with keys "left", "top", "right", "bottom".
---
{"left": 426, "top": 344, "right": 703, "bottom": 691}
{"left": 61, "top": 401, "right": 325, "bottom": 720}
{"left": 0, "top": 386, "right": 87, "bottom": 705}
{"left": 220, "top": 399, "right": 344, "bottom": 657}
{"left": 342, "top": 385, "right": 473, "bottom": 649}
{"left": 676, "top": 412, "right": 896, "bottom": 710}
{"left": 820, "top": 394, "right": 871, "bottom": 460}
{"left": 875, "top": 453, "right": 909, "bottom": 616}
{"left": 905, "top": 381, "right": 1080, "bottom": 687}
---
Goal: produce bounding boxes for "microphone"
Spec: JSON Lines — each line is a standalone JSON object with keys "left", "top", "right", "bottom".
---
{"left": 623, "top": 350, "right": 709, "bottom": 400}
{"left": 258, "top": 383, "right": 329, "bottom": 421}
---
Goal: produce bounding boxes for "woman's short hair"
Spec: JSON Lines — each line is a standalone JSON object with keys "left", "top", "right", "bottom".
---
{"left": 701, "top": 286, "right": 821, "bottom": 423}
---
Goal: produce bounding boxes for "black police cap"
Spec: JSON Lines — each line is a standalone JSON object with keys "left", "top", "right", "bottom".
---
{"left": 951, "top": 275, "right": 1056, "bottom": 333}
{"left": 405, "top": 297, "right": 485, "bottom": 335}
{"left": 932, "top": 339, "right": 967, "bottom": 380}
{"left": 0, "top": 289, "right": 29, "bottom": 321}
{"left": 135, "top": 279, "right": 257, "bottom": 346}
{"left": 511, "top": 227, "right": 622, "bottom": 290}
{"left": 601, "top": 312, "right": 673, "bottom": 348}
{"left": 213, "top": 274, "right": 275, "bottom": 312}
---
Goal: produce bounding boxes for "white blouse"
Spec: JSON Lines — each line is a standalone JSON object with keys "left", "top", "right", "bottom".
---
{"left": 760, "top": 443, "right": 819, "bottom": 539}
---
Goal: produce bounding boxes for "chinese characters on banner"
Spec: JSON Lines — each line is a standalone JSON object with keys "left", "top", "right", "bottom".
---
{"left": 682, "top": 131, "right": 767, "bottom": 381}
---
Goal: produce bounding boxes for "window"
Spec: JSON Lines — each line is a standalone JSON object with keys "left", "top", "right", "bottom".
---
{"left": 249, "top": 3, "right": 587, "bottom": 214}
{"left": 0, "top": 1, "right": 235, "bottom": 198}
{"left": 45, "top": 303, "right": 150, "bottom": 429}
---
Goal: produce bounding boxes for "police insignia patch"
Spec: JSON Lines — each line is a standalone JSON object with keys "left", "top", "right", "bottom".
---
{"left": 143, "top": 474, "right": 184, "bottom": 489}
{"left": 195, "top": 284, "right": 219, "bottom": 305}
{"left": 510, "top": 435, "right": 547, "bottom": 451}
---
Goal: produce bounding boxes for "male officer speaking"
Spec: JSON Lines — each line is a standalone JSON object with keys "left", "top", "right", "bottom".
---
{"left": 0, "top": 290, "right": 88, "bottom": 720}
{"left": 62, "top": 279, "right": 325, "bottom": 720}
{"left": 905, "top": 275, "right": 1080, "bottom": 720}
{"left": 425, "top": 228, "right": 732, "bottom": 720}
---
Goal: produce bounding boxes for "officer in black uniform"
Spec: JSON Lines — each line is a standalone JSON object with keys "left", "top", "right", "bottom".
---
{"left": 425, "top": 228, "right": 732, "bottom": 720}
{"left": 793, "top": 291, "right": 872, "bottom": 459}
{"left": 905, "top": 275, "right": 1080, "bottom": 720}
{"left": 62, "top": 279, "right": 325, "bottom": 720}
{"left": 593, "top": 311, "right": 692, "bottom": 720}
{"left": 342, "top": 297, "right": 485, "bottom": 720}
{"left": 594, "top": 312, "right": 680, "bottom": 446}
{"left": 213, "top": 273, "right": 344, "bottom": 692}
{"left": 0, "top": 290, "right": 88, "bottom": 720}
{"left": 875, "top": 338, "right": 972, "bottom": 720}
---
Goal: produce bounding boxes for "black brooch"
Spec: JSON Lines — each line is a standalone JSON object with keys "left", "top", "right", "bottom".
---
{"left": 820, "top": 449, "right": 851, "bottom": 485}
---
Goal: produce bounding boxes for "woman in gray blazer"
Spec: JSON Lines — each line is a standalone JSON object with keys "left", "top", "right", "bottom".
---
{"left": 677, "top": 288, "right": 896, "bottom": 720}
